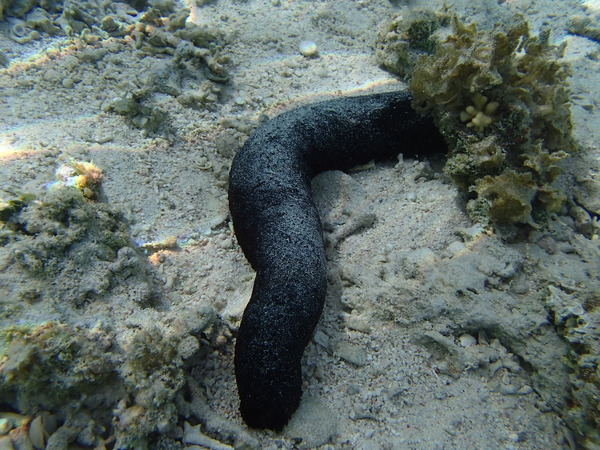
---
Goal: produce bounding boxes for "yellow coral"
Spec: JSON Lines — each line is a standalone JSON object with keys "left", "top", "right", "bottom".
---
{"left": 71, "top": 160, "right": 103, "bottom": 190}
{"left": 55, "top": 160, "right": 103, "bottom": 199}
{"left": 460, "top": 93, "right": 499, "bottom": 130}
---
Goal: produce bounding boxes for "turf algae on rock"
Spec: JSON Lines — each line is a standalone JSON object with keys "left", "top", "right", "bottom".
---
{"left": 0, "top": 184, "right": 152, "bottom": 307}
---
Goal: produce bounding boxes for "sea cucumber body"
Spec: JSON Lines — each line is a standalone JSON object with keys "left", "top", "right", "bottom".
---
{"left": 228, "top": 91, "right": 442, "bottom": 430}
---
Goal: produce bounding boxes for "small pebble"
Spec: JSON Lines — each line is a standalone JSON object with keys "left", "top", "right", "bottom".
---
{"left": 510, "top": 279, "right": 529, "bottom": 295}
{"left": 444, "top": 241, "right": 465, "bottom": 258}
{"left": 299, "top": 40, "right": 318, "bottom": 57}
{"left": 346, "top": 384, "right": 360, "bottom": 395}
{"left": 219, "top": 238, "right": 233, "bottom": 249}
{"left": 215, "top": 334, "right": 228, "bottom": 347}
{"left": 507, "top": 431, "right": 525, "bottom": 443}
{"left": 335, "top": 341, "right": 367, "bottom": 366}
{"left": 458, "top": 333, "right": 477, "bottom": 347}
{"left": 537, "top": 236, "right": 557, "bottom": 254}
{"left": 313, "top": 330, "right": 330, "bottom": 349}
{"left": 343, "top": 313, "right": 371, "bottom": 333}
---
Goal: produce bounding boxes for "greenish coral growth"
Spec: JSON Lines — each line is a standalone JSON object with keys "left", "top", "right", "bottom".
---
{"left": 380, "top": 13, "right": 575, "bottom": 226}
{"left": 376, "top": 10, "right": 450, "bottom": 79}
{"left": 0, "top": 322, "right": 118, "bottom": 412}
{"left": 410, "top": 16, "right": 574, "bottom": 225}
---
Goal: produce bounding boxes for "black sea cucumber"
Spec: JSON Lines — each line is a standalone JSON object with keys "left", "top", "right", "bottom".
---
{"left": 228, "top": 90, "right": 444, "bottom": 430}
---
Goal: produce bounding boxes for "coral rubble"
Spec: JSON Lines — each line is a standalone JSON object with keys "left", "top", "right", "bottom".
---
{"left": 0, "top": 313, "right": 218, "bottom": 447}
{"left": 545, "top": 283, "right": 600, "bottom": 446}
{"left": 0, "top": 153, "right": 225, "bottom": 447}
{"left": 1, "top": 0, "right": 228, "bottom": 134}
{"left": 0, "top": 166, "right": 202, "bottom": 447}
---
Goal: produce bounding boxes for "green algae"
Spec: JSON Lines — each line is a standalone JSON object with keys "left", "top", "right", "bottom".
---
{"left": 0, "top": 172, "right": 219, "bottom": 447}
{"left": 0, "top": 322, "right": 117, "bottom": 409}
{"left": 0, "top": 311, "right": 217, "bottom": 448}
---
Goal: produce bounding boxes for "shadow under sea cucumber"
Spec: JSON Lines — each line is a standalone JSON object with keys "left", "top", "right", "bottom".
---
{"left": 228, "top": 90, "right": 445, "bottom": 430}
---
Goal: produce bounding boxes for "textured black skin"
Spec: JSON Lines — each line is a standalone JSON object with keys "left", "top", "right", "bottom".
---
{"left": 228, "top": 91, "right": 444, "bottom": 430}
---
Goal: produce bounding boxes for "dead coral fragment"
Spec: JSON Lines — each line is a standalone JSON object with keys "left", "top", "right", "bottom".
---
{"left": 141, "top": 236, "right": 178, "bottom": 254}
{"left": 9, "top": 20, "right": 40, "bottom": 44}
{"left": 71, "top": 160, "right": 103, "bottom": 190}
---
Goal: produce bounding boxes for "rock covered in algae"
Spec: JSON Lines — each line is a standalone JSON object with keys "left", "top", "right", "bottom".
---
{"left": 0, "top": 178, "right": 153, "bottom": 307}
{"left": 545, "top": 284, "right": 600, "bottom": 447}
{"left": 0, "top": 157, "right": 223, "bottom": 447}
{"left": 0, "top": 322, "right": 117, "bottom": 412}
{"left": 375, "top": 10, "right": 450, "bottom": 79}
{"left": 379, "top": 12, "right": 575, "bottom": 226}
{"left": 0, "top": 308, "right": 218, "bottom": 448}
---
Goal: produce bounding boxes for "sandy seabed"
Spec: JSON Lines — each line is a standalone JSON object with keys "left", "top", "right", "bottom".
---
{"left": 0, "top": 0, "right": 599, "bottom": 448}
